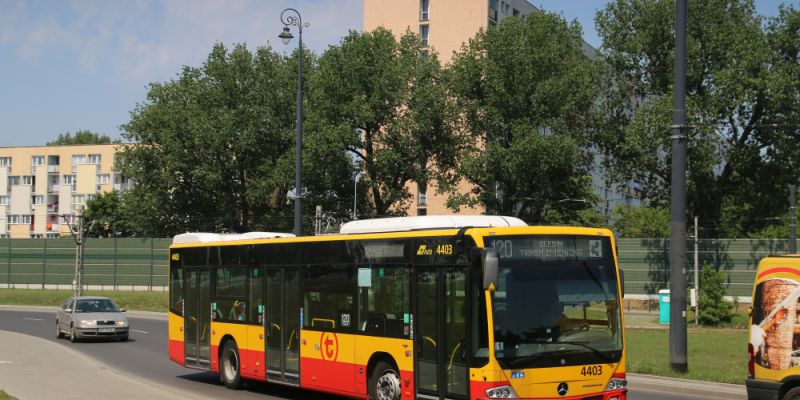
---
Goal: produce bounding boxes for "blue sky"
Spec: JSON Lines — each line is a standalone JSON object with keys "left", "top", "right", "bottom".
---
{"left": 0, "top": 0, "right": 790, "bottom": 147}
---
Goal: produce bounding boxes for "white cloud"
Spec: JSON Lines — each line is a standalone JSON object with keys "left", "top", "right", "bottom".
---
{"left": 0, "top": 0, "right": 362, "bottom": 85}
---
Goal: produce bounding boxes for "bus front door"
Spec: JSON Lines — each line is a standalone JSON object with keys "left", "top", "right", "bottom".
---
{"left": 265, "top": 267, "right": 300, "bottom": 386}
{"left": 415, "top": 266, "right": 469, "bottom": 400}
{"left": 184, "top": 268, "right": 211, "bottom": 369}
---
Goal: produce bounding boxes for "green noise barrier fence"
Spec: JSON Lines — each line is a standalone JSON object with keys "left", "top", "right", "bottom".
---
{"left": 0, "top": 237, "right": 790, "bottom": 298}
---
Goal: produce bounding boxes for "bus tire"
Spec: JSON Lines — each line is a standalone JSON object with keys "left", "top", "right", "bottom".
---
{"left": 220, "top": 341, "right": 242, "bottom": 389}
{"left": 784, "top": 387, "right": 800, "bottom": 400}
{"left": 369, "top": 360, "right": 401, "bottom": 400}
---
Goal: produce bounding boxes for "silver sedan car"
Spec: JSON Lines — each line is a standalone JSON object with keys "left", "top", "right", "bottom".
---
{"left": 56, "top": 296, "right": 130, "bottom": 342}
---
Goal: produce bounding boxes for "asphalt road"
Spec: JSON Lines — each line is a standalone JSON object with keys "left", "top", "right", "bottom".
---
{"left": 0, "top": 308, "right": 737, "bottom": 400}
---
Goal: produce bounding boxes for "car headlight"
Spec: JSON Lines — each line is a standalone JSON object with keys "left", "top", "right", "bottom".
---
{"left": 486, "top": 385, "right": 518, "bottom": 398}
{"left": 607, "top": 377, "right": 628, "bottom": 391}
{"left": 116, "top": 320, "right": 128, "bottom": 327}
{"left": 78, "top": 320, "right": 95, "bottom": 327}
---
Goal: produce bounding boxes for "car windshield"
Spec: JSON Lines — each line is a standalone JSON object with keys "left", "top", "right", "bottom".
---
{"left": 74, "top": 299, "right": 120, "bottom": 313}
{"left": 486, "top": 235, "right": 623, "bottom": 369}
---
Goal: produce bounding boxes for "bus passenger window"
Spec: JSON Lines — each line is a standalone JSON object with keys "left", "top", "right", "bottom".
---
{"left": 357, "top": 266, "right": 410, "bottom": 338}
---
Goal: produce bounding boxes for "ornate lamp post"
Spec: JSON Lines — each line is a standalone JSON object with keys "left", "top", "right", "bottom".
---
{"left": 279, "top": 8, "right": 308, "bottom": 236}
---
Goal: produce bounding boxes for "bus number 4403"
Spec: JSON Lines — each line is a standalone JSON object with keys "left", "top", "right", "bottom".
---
{"left": 580, "top": 365, "right": 602, "bottom": 376}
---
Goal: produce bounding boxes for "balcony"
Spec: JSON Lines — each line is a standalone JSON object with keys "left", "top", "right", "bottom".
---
{"left": 47, "top": 165, "right": 59, "bottom": 173}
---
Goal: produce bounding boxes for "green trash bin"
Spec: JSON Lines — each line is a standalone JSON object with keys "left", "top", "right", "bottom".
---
{"left": 658, "top": 289, "right": 670, "bottom": 325}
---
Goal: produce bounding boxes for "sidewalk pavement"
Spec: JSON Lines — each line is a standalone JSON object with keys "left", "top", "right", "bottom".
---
{"left": 0, "top": 330, "right": 204, "bottom": 400}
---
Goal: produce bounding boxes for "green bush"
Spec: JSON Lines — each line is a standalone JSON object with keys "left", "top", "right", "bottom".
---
{"left": 698, "top": 262, "right": 734, "bottom": 325}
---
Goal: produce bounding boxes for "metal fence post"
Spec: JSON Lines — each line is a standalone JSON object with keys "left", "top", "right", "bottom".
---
{"left": 113, "top": 236, "right": 118, "bottom": 290}
{"left": 42, "top": 237, "right": 47, "bottom": 290}
{"left": 7, "top": 238, "right": 10, "bottom": 289}
{"left": 149, "top": 238, "right": 154, "bottom": 291}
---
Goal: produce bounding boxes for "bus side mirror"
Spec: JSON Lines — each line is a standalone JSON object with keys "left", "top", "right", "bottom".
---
{"left": 619, "top": 269, "right": 625, "bottom": 298}
{"left": 482, "top": 248, "right": 499, "bottom": 291}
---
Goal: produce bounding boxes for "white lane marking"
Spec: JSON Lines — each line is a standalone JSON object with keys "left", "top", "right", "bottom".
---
{"left": 0, "top": 361, "right": 12, "bottom": 364}
{"left": 132, "top": 329, "right": 148, "bottom": 334}
{"left": 24, "top": 318, "right": 44, "bottom": 321}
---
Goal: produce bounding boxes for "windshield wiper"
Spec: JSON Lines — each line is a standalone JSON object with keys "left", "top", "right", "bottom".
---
{"left": 557, "top": 341, "right": 617, "bottom": 363}
{"left": 518, "top": 340, "right": 617, "bottom": 364}
{"left": 506, "top": 353, "right": 545, "bottom": 368}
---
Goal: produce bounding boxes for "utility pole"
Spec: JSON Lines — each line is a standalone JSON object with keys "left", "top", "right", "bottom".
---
{"left": 669, "top": 0, "right": 689, "bottom": 373}
{"left": 791, "top": 185, "right": 797, "bottom": 253}
{"left": 694, "top": 216, "right": 699, "bottom": 326}
{"left": 62, "top": 206, "right": 87, "bottom": 297}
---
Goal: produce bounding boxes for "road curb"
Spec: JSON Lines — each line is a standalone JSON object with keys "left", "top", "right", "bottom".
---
{"left": 628, "top": 373, "right": 746, "bottom": 399}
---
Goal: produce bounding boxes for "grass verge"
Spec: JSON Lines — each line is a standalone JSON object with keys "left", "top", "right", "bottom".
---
{"left": 0, "top": 390, "right": 17, "bottom": 400}
{"left": 0, "top": 289, "right": 168, "bottom": 312}
{"left": 626, "top": 328, "right": 747, "bottom": 384}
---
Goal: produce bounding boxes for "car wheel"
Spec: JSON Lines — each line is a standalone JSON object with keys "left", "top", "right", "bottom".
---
{"left": 56, "top": 321, "right": 64, "bottom": 339}
{"left": 70, "top": 325, "right": 78, "bottom": 343}
{"left": 784, "top": 387, "right": 800, "bottom": 400}
{"left": 369, "top": 361, "right": 401, "bottom": 400}
{"left": 220, "top": 341, "right": 242, "bottom": 389}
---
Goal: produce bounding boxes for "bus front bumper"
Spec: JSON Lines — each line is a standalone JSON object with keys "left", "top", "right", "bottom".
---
{"left": 746, "top": 378, "right": 781, "bottom": 400}
{"left": 477, "top": 389, "right": 627, "bottom": 400}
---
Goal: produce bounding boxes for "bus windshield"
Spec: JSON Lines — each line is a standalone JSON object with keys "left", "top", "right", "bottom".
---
{"left": 486, "top": 235, "right": 623, "bottom": 369}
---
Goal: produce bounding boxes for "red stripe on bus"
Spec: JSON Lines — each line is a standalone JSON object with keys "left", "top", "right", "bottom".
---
{"left": 168, "top": 339, "right": 184, "bottom": 365}
{"left": 239, "top": 348, "right": 266, "bottom": 381}
{"left": 757, "top": 267, "right": 800, "bottom": 280}
{"left": 301, "top": 357, "right": 359, "bottom": 396}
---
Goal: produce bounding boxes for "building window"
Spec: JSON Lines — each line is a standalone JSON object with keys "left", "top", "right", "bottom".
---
{"left": 72, "top": 194, "right": 86, "bottom": 205}
{"left": 420, "top": 0, "right": 429, "bottom": 21}
{"left": 512, "top": 8, "right": 519, "bottom": 16}
{"left": 489, "top": 0, "right": 498, "bottom": 21}
{"left": 72, "top": 154, "right": 86, "bottom": 165}
{"left": 31, "top": 195, "right": 44, "bottom": 206}
{"left": 420, "top": 24, "right": 429, "bottom": 47}
{"left": 31, "top": 156, "right": 44, "bottom": 166}
{"left": 21, "top": 176, "right": 34, "bottom": 186}
{"left": 502, "top": 1, "right": 509, "bottom": 13}
{"left": 88, "top": 154, "right": 101, "bottom": 165}
{"left": 8, "top": 215, "right": 32, "bottom": 225}
{"left": 418, "top": 183, "right": 428, "bottom": 206}
{"left": 0, "top": 196, "right": 9, "bottom": 205}
{"left": 62, "top": 175, "right": 75, "bottom": 185}
{"left": 0, "top": 157, "right": 10, "bottom": 167}
{"left": 96, "top": 174, "right": 111, "bottom": 185}
{"left": 8, "top": 176, "right": 20, "bottom": 186}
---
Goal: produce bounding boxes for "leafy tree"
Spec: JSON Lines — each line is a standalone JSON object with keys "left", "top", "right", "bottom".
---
{"left": 84, "top": 191, "right": 134, "bottom": 237}
{"left": 447, "top": 13, "right": 601, "bottom": 224}
{"left": 119, "top": 43, "right": 317, "bottom": 236}
{"left": 47, "top": 130, "right": 119, "bottom": 145}
{"left": 308, "top": 28, "right": 462, "bottom": 216}
{"left": 612, "top": 205, "right": 670, "bottom": 238}
{"left": 697, "top": 262, "right": 734, "bottom": 326}
{"left": 596, "top": 1, "right": 800, "bottom": 237}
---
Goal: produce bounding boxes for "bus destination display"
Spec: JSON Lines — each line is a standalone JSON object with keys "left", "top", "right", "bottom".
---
{"left": 488, "top": 236, "right": 609, "bottom": 260}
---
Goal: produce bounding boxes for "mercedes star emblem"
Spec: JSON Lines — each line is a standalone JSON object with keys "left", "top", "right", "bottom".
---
{"left": 557, "top": 382, "right": 569, "bottom": 396}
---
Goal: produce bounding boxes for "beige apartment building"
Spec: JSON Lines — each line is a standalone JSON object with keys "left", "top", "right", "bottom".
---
{"left": 0, "top": 144, "right": 132, "bottom": 238}
{"left": 364, "top": 0, "right": 641, "bottom": 219}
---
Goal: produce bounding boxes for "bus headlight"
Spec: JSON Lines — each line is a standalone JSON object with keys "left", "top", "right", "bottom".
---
{"left": 486, "top": 385, "right": 518, "bottom": 398}
{"left": 607, "top": 377, "right": 628, "bottom": 391}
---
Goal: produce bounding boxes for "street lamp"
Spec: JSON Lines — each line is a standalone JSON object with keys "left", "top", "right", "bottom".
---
{"left": 279, "top": 8, "right": 309, "bottom": 236}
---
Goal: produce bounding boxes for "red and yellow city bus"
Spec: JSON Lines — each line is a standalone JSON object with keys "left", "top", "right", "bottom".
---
{"left": 167, "top": 216, "right": 627, "bottom": 400}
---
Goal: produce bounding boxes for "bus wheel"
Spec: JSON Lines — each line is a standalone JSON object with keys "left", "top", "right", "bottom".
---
{"left": 221, "top": 341, "right": 242, "bottom": 389}
{"left": 784, "top": 387, "right": 800, "bottom": 400}
{"left": 370, "top": 361, "right": 401, "bottom": 400}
